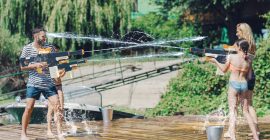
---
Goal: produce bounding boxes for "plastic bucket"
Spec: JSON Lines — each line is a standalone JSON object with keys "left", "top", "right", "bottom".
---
{"left": 206, "top": 125, "right": 224, "bottom": 140}
{"left": 101, "top": 107, "right": 113, "bottom": 123}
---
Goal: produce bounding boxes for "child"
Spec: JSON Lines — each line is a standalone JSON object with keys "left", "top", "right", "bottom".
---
{"left": 207, "top": 39, "right": 258, "bottom": 140}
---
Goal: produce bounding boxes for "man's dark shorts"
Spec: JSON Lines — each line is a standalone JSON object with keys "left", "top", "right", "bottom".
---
{"left": 248, "top": 71, "right": 256, "bottom": 91}
{"left": 26, "top": 86, "right": 57, "bottom": 100}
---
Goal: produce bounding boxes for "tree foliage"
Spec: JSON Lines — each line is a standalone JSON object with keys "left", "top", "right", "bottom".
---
{"left": 153, "top": 0, "right": 257, "bottom": 18}
{"left": 152, "top": 0, "right": 269, "bottom": 45}
{"left": 0, "top": 0, "right": 134, "bottom": 51}
{"left": 262, "top": 11, "right": 270, "bottom": 29}
{"left": 131, "top": 13, "right": 201, "bottom": 48}
{"left": 0, "top": 28, "right": 28, "bottom": 65}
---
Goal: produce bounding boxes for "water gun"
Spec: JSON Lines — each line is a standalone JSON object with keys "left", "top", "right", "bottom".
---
{"left": 20, "top": 49, "right": 85, "bottom": 78}
{"left": 56, "top": 59, "right": 87, "bottom": 78}
{"left": 20, "top": 49, "right": 84, "bottom": 67}
{"left": 58, "top": 59, "right": 87, "bottom": 72}
{"left": 222, "top": 44, "right": 236, "bottom": 51}
{"left": 189, "top": 47, "right": 237, "bottom": 64}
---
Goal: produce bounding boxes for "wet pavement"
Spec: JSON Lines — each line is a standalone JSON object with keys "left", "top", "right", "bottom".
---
{"left": 0, "top": 115, "right": 269, "bottom": 140}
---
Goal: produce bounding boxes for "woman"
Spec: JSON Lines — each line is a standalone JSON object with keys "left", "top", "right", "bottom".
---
{"left": 208, "top": 39, "right": 259, "bottom": 140}
{"left": 224, "top": 23, "right": 258, "bottom": 138}
{"left": 236, "top": 23, "right": 259, "bottom": 134}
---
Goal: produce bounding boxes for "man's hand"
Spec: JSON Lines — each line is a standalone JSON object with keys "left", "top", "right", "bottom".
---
{"left": 29, "top": 62, "right": 47, "bottom": 69}
{"left": 58, "top": 69, "right": 66, "bottom": 77}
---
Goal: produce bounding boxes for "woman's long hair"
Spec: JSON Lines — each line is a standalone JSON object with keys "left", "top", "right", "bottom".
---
{"left": 237, "top": 23, "right": 256, "bottom": 55}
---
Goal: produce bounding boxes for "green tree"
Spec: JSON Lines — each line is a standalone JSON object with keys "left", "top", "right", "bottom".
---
{"left": 131, "top": 13, "right": 201, "bottom": 48}
{"left": 153, "top": 0, "right": 270, "bottom": 44}
{"left": 0, "top": 28, "right": 28, "bottom": 95}
{"left": 0, "top": 0, "right": 134, "bottom": 51}
{"left": 0, "top": 28, "right": 28, "bottom": 65}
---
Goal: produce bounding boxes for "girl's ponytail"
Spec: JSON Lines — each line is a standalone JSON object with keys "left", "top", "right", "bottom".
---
{"left": 243, "top": 48, "right": 248, "bottom": 60}
{"left": 236, "top": 38, "right": 250, "bottom": 60}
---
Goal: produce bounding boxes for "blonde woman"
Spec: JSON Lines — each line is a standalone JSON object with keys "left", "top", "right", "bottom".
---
{"left": 236, "top": 23, "right": 259, "bottom": 134}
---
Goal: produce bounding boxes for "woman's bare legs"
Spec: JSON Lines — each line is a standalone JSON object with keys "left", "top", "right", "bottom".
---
{"left": 246, "top": 90, "right": 259, "bottom": 133}
{"left": 240, "top": 91, "right": 259, "bottom": 140}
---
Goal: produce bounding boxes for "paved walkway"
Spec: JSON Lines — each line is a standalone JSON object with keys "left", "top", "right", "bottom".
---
{"left": 62, "top": 59, "right": 182, "bottom": 109}
{"left": 0, "top": 115, "right": 269, "bottom": 140}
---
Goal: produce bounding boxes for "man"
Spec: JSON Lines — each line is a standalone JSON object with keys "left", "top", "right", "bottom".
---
{"left": 20, "top": 27, "right": 62, "bottom": 140}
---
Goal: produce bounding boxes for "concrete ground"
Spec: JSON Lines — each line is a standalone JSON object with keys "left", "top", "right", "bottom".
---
{"left": 62, "top": 59, "right": 182, "bottom": 109}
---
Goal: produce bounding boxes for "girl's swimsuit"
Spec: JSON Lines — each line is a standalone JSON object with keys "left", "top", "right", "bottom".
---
{"left": 229, "top": 63, "right": 248, "bottom": 93}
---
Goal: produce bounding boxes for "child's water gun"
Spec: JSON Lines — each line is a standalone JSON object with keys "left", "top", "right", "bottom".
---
{"left": 189, "top": 47, "right": 237, "bottom": 64}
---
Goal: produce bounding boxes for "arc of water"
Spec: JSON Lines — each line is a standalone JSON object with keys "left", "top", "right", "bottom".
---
{"left": 83, "top": 44, "right": 185, "bottom": 54}
{"left": 116, "top": 36, "right": 206, "bottom": 51}
{"left": 47, "top": 32, "right": 138, "bottom": 45}
{"left": 83, "top": 51, "right": 186, "bottom": 62}
{"left": 47, "top": 32, "right": 206, "bottom": 51}
{"left": 122, "top": 31, "right": 156, "bottom": 40}
{"left": 47, "top": 32, "right": 207, "bottom": 61}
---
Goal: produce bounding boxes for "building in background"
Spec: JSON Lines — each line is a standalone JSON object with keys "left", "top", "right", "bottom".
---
{"left": 131, "top": 0, "right": 160, "bottom": 19}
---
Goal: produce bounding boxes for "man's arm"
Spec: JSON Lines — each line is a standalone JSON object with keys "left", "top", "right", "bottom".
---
{"left": 20, "top": 45, "right": 47, "bottom": 71}
{"left": 20, "top": 63, "right": 46, "bottom": 71}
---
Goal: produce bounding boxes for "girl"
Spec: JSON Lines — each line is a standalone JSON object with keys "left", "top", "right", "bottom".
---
{"left": 208, "top": 39, "right": 259, "bottom": 140}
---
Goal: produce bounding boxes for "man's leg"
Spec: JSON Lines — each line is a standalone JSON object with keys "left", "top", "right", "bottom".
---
{"left": 21, "top": 98, "right": 35, "bottom": 140}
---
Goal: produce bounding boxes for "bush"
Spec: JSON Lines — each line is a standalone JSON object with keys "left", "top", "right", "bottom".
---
{"left": 252, "top": 36, "right": 270, "bottom": 116}
{"left": 147, "top": 62, "right": 230, "bottom": 116}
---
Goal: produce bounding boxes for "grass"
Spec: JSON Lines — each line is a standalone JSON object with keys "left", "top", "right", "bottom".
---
{"left": 0, "top": 97, "right": 14, "bottom": 106}
{"left": 113, "top": 105, "right": 147, "bottom": 116}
